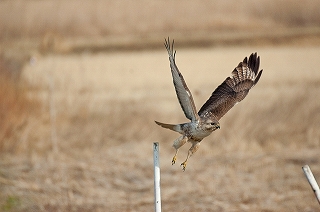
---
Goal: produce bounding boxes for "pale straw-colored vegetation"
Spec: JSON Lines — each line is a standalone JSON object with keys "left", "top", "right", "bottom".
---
{"left": 1, "top": 0, "right": 320, "bottom": 211}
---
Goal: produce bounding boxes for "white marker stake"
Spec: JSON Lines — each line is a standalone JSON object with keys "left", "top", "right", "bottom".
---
{"left": 302, "top": 165, "right": 320, "bottom": 205}
{"left": 153, "top": 142, "right": 162, "bottom": 212}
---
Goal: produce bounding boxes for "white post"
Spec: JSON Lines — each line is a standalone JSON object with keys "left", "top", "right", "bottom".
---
{"left": 302, "top": 165, "right": 320, "bottom": 205}
{"left": 153, "top": 142, "right": 162, "bottom": 212}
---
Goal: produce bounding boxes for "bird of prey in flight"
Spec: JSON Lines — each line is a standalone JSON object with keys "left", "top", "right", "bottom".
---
{"left": 155, "top": 38, "right": 263, "bottom": 171}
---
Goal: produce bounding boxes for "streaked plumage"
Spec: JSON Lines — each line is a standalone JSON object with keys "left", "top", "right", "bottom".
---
{"left": 155, "top": 38, "right": 263, "bottom": 171}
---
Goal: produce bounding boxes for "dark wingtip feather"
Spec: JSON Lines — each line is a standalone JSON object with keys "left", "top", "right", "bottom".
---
{"left": 164, "top": 37, "right": 169, "bottom": 49}
{"left": 254, "top": 69, "right": 263, "bottom": 85}
{"left": 243, "top": 57, "right": 248, "bottom": 64}
{"left": 254, "top": 56, "right": 260, "bottom": 74}
{"left": 248, "top": 52, "right": 260, "bottom": 74}
{"left": 164, "top": 37, "right": 177, "bottom": 59}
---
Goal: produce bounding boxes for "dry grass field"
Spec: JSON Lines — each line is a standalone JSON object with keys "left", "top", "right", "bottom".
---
{"left": 1, "top": 44, "right": 320, "bottom": 212}
{"left": 1, "top": 0, "right": 320, "bottom": 211}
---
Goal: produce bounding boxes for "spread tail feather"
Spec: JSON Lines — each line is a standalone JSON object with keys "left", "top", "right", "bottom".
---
{"left": 155, "top": 121, "right": 181, "bottom": 133}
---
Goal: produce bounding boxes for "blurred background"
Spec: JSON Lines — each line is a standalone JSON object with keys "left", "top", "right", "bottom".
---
{"left": 1, "top": 0, "right": 320, "bottom": 211}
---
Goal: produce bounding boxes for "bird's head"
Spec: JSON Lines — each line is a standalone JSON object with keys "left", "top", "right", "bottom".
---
{"left": 202, "top": 118, "right": 220, "bottom": 131}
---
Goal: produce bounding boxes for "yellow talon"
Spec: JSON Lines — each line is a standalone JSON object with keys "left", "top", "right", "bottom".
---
{"left": 172, "top": 156, "right": 177, "bottom": 165}
{"left": 181, "top": 161, "right": 187, "bottom": 171}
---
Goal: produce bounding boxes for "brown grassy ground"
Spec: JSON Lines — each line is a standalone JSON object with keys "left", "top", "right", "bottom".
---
{"left": 1, "top": 0, "right": 320, "bottom": 211}
{"left": 1, "top": 45, "right": 320, "bottom": 211}
{"left": 1, "top": 0, "right": 320, "bottom": 39}
{"left": 1, "top": 0, "right": 320, "bottom": 54}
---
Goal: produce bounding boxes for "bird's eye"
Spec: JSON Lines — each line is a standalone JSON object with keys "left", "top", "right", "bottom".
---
{"left": 210, "top": 123, "right": 215, "bottom": 125}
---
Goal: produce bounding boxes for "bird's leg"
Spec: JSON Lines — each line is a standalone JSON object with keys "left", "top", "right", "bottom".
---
{"left": 172, "top": 136, "right": 188, "bottom": 165}
{"left": 172, "top": 149, "right": 178, "bottom": 165}
{"left": 181, "top": 141, "right": 200, "bottom": 171}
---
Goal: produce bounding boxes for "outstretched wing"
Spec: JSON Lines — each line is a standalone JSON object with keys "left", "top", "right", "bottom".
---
{"left": 198, "top": 53, "right": 263, "bottom": 120}
{"left": 164, "top": 38, "right": 199, "bottom": 121}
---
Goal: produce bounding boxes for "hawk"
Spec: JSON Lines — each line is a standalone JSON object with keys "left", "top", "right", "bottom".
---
{"left": 155, "top": 38, "right": 263, "bottom": 171}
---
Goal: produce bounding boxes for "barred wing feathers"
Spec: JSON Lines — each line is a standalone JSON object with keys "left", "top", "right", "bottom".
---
{"left": 164, "top": 38, "right": 199, "bottom": 122}
{"left": 198, "top": 53, "right": 262, "bottom": 120}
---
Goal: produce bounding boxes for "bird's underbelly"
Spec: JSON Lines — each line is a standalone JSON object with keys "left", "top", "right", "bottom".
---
{"left": 188, "top": 127, "right": 212, "bottom": 141}
{"left": 181, "top": 122, "right": 212, "bottom": 141}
